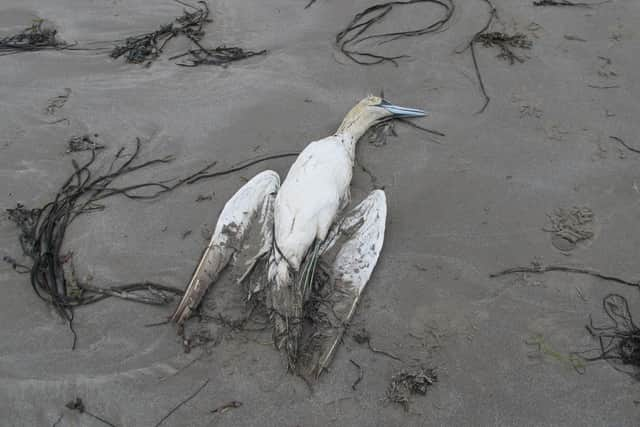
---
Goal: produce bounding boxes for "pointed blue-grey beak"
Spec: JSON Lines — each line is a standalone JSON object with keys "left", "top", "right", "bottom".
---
{"left": 379, "top": 99, "right": 426, "bottom": 118}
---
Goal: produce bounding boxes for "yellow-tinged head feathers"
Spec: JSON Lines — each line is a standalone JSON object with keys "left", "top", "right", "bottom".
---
{"left": 336, "top": 94, "right": 425, "bottom": 135}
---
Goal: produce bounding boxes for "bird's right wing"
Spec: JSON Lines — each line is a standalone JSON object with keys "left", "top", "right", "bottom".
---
{"left": 171, "top": 170, "right": 280, "bottom": 325}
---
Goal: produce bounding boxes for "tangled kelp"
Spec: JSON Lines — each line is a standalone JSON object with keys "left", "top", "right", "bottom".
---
{"left": 336, "top": 0, "right": 455, "bottom": 65}
{"left": 6, "top": 140, "right": 197, "bottom": 347}
{"left": 6, "top": 139, "right": 300, "bottom": 347}
{"left": 111, "top": 1, "right": 265, "bottom": 67}
{"left": 0, "top": 20, "right": 69, "bottom": 56}
{"left": 581, "top": 294, "right": 640, "bottom": 380}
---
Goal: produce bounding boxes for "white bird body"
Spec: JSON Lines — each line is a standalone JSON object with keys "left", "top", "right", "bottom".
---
{"left": 171, "top": 94, "right": 426, "bottom": 375}
{"left": 272, "top": 137, "right": 353, "bottom": 272}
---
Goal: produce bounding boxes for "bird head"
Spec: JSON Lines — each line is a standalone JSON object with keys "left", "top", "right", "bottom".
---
{"left": 337, "top": 94, "right": 426, "bottom": 134}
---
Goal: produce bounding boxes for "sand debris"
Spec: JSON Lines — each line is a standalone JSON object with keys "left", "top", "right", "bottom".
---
{"left": 45, "top": 88, "right": 71, "bottom": 115}
{"left": 544, "top": 206, "right": 594, "bottom": 251}
{"left": 210, "top": 401, "right": 242, "bottom": 414}
{"left": 0, "top": 19, "right": 69, "bottom": 55}
{"left": 67, "top": 134, "right": 105, "bottom": 152}
{"left": 64, "top": 398, "right": 116, "bottom": 427}
{"left": 386, "top": 367, "right": 437, "bottom": 411}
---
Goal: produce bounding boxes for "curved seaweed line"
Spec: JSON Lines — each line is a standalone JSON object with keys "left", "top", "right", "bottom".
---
{"left": 335, "top": 0, "right": 455, "bottom": 66}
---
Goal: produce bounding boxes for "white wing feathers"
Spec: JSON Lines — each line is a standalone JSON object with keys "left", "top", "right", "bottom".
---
{"left": 171, "top": 171, "right": 279, "bottom": 325}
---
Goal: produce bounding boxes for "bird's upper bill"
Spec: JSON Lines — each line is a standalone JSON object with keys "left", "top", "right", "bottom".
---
{"left": 357, "top": 94, "right": 427, "bottom": 118}
{"left": 377, "top": 98, "right": 426, "bottom": 118}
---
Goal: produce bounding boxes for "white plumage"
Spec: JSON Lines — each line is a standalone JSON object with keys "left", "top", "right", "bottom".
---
{"left": 172, "top": 94, "right": 425, "bottom": 374}
{"left": 269, "top": 138, "right": 353, "bottom": 280}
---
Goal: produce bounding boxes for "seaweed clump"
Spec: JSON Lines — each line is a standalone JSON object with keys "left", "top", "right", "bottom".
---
{"left": 476, "top": 31, "right": 532, "bottom": 65}
{"left": 111, "top": 1, "right": 266, "bottom": 67}
{"left": 582, "top": 294, "right": 640, "bottom": 380}
{"left": 110, "top": 1, "right": 211, "bottom": 65}
{"left": 386, "top": 367, "right": 437, "bottom": 411}
{"left": 0, "top": 20, "right": 69, "bottom": 55}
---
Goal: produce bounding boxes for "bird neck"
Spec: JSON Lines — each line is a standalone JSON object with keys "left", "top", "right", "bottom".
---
{"left": 335, "top": 116, "right": 376, "bottom": 159}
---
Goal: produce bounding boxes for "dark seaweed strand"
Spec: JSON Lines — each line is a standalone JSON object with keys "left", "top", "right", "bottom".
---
{"left": 455, "top": 0, "right": 497, "bottom": 114}
{"left": 490, "top": 264, "right": 640, "bottom": 290}
{"left": 336, "top": 0, "right": 455, "bottom": 66}
{"left": 154, "top": 380, "right": 210, "bottom": 427}
{"left": 610, "top": 136, "right": 640, "bottom": 155}
{"left": 533, "top": 0, "right": 610, "bottom": 7}
{"left": 185, "top": 152, "right": 300, "bottom": 185}
{"left": 170, "top": 46, "right": 267, "bottom": 67}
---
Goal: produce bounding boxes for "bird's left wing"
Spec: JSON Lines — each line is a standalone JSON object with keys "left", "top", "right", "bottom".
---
{"left": 298, "top": 190, "right": 387, "bottom": 379}
{"left": 171, "top": 170, "right": 280, "bottom": 325}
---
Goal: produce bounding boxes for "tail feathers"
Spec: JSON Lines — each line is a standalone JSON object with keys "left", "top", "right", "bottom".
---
{"left": 267, "top": 251, "right": 303, "bottom": 368}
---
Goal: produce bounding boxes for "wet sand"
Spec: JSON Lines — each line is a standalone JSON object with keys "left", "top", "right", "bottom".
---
{"left": 1, "top": 0, "right": 639, "bottom": 425}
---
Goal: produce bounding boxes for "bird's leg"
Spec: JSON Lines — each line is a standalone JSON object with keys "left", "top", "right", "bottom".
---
{"left": 170, "top": 171, "right": 279, "bottom": 326}
{"left": 298, "top": 190, "right": 387, "bottom": 380}
{"left": 299, "top": 239, "right": 322, "bottom": 301}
